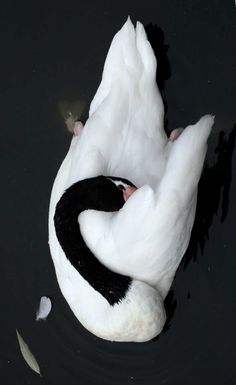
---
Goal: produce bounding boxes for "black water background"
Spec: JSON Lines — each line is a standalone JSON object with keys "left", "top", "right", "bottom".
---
{"left": 1, "top": 1, "right": 236, "bottom": 384}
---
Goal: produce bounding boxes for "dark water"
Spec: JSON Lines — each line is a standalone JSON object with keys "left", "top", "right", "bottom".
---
{"left": 1, "top": 1, "right": 236, "bottom": 384}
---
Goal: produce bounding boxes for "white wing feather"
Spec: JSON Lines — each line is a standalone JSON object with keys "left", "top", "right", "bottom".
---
{"left": 79, "top": 115, "right": 214, "bottom": 296}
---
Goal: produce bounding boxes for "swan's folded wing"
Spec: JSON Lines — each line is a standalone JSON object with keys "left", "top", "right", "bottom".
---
{"left": 79, "top": 115, "right": 214, "bottom": 285}
{"left": 79, "top": 180, "right": 185, "bottom": 285}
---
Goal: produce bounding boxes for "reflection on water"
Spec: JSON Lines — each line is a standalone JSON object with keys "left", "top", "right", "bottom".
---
{"left": 163, "top": 290, "right": 177, "bottom": 333}
{"left": 183, "top": 124, "right": 236, "bottom": 269}
{"left": 58, "top": 99, "right": 87, "bottom": 133}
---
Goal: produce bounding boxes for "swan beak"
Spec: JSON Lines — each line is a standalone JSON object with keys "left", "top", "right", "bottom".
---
{"left": 123, "top": 186, "right": 137, "bottom": 202}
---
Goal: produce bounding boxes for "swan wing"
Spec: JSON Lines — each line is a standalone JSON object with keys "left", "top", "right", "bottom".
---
{"left": 79, "top": 18, "right": 167, "bottom": 188}
{"left": 79, "top": 115, "right": 214, "bottom": 295}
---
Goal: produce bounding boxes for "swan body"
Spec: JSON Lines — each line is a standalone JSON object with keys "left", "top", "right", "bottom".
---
{"left": 48, "top": 18, "right": 214, "bottom": 342}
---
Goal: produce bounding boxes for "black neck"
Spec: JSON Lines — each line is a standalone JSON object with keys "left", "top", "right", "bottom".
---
{"left": 54, "top": 176, "right": 131, "bottom": 305}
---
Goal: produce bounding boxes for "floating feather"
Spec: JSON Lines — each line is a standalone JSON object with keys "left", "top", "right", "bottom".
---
{"left": 16, "top": 329, "right": 41, "bottom": 376}
{"left": 36, "top": 296, "right": 52, "bottom": 321}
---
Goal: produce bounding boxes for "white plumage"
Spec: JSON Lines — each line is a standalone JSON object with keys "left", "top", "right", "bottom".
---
{"left": 48, "top": 18, "right": 214, "bottom": 342}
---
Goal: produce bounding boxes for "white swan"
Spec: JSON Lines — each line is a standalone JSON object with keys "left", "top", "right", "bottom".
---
{"left": 48, "top": 18, "right": 214, "bottom": 342}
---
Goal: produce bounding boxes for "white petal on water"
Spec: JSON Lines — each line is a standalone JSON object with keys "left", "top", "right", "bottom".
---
{"left": 16, "top": 329, "right": 41, "bottom": 376}
{"left": 36, "top": 296, "right": 52, "bottom": 321}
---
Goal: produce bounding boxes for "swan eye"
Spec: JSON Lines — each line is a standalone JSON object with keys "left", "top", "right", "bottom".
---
{"left": 117, "top": 184, "right": 125, "bottom": 191}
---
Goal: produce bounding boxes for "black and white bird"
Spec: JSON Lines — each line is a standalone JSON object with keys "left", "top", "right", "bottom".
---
{"left": 48, "top": 18, "right": 214, "bottom": 342}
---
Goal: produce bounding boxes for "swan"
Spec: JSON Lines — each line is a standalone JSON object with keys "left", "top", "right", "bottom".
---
{"left": 48, "top": 18, "right": 214, "bottom": 342}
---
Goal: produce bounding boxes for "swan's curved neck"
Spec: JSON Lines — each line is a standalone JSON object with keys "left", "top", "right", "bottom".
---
{"left": 54, "top": 177, "right": 131, "bottom": 305}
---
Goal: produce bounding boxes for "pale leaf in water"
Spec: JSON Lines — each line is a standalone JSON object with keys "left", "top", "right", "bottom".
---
{"left": 36, "top": 296, "right": 52, "bottom": 321}
{"left": 16, "top": 329, "right": 41, "bottom": 376}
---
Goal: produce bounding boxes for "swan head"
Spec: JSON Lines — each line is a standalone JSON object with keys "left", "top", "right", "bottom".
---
{"left": 106, "top": 176, "right": 137, "bottom": 203}
{"left": 63, "top": 176, "right": 137, "bottom": 213}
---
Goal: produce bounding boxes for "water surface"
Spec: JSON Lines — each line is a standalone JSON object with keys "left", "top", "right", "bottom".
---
{"left": 1, "top": 1, "right": 236, "bottom": 384}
